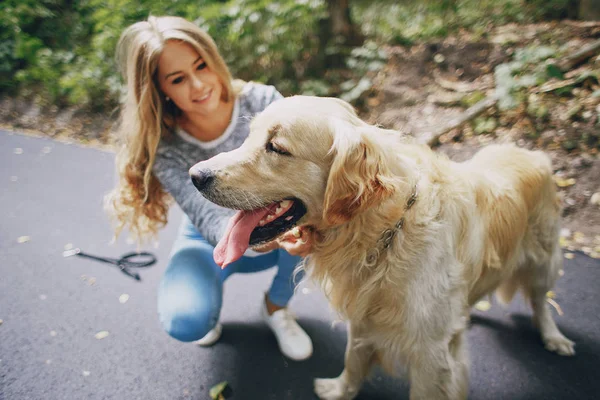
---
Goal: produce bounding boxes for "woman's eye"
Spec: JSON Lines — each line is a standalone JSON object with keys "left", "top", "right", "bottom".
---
{"left": 266, "top": 141, "right": 291, "bottom": 156}
{"left": 197, "top": 62, "right": 207, "bottom": 71}
{"left": 172, "top": 76, "right": 183, "bottom": 85}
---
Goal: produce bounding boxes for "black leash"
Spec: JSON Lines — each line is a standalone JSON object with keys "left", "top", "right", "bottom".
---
{"left": 63, "top": 248, "right": 157, "bottom": 281}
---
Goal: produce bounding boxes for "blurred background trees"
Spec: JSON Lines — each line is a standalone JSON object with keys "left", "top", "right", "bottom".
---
{"left": 0, "top": 0, "right": 588, "bottom": 111}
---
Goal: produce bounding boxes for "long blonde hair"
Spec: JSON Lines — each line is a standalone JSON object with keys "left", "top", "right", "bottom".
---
{"left": 104, "top": 15, "right": 236, "bottom": 242}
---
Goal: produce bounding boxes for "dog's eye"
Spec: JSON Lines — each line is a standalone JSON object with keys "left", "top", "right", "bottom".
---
{"left": 266, "top": 141, "right": 291, "bottom": 156}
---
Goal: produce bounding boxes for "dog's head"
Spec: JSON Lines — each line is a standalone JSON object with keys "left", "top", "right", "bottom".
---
{"left": 190, "top": 96, "right": 397, "bottom": 257}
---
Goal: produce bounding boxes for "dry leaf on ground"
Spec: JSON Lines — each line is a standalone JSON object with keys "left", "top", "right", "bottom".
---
{"left": 17, "top": 236, "right": 30, "bottom": 243}
{"left": 554, "top": 176, "right": 576, "bottom": 187}
{"left": 475, "top": 300, "right": 491, "bottom": 311}
{"left": 547, "top": 298, "right": 564, "bottom": 316}
{"left": 94, "top": 331, "right": 109, "bottom": 340}
{"left": 210, "top": 381, "right": 230, "bottom": 400}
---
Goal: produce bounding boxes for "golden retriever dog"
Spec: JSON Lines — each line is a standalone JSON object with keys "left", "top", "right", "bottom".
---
{"left": 189, "top": 95, "right": 575, "bottom": 400}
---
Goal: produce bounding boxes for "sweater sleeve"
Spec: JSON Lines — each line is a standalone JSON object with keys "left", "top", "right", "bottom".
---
{"left": 259, "top": 84, "right": 283, "bottom": 110}
{"left": 152, "top": 153, "right": 235, "bottom": 247}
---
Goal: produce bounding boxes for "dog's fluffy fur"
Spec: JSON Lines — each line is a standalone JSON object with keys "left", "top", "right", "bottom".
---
{"left": 192, "top": 96, "right": 575, "bottom": 400}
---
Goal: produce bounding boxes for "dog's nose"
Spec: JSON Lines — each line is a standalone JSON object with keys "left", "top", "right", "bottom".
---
{"left": 190, "top": 168, "right": 215, "bottom": 191}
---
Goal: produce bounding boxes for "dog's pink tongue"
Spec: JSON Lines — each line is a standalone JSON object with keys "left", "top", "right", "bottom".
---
{"left": 214, "top": 207, "right": 272, "bottom": 268}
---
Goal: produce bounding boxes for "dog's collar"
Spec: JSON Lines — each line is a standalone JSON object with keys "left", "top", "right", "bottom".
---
{"left": 366, "top": 182, "right": 418, "bottom": 265}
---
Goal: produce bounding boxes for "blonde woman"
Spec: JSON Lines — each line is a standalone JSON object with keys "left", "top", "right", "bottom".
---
{"left": 105, "top": 15, "right": 313, "bottom": 361}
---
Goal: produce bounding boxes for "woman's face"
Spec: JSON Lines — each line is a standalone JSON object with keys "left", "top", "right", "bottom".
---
{"left": 157, "top": 40, "right": 225, "bottom": 118}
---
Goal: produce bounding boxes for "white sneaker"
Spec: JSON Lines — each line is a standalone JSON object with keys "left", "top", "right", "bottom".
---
{"left": 262, "top": 302, "right": 313, "bottom": 361}
{"left": 194, "top": 323, "right": 222, "bottom": 346}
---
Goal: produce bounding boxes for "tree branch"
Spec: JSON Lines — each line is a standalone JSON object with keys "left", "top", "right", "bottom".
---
{"left": 554, "top": 39, "right": 600, "bottom": 72}
{"left": 419, "top": 39, "right": 600, "bottom": 146}
{"left": 419, "top": 96, "right": 498, "bottom": 146}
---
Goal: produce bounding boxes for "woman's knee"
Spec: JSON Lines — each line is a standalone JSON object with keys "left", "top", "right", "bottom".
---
{"left": 157, "top": 245, "right": 222, "bottom": 342}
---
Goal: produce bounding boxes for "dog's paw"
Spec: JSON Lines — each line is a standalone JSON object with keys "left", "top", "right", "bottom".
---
{"left": 314, "top": 377, "right": 354, "bottom": 400}
{"left": 544, "top": 334, "right": 575, "bottom": 356}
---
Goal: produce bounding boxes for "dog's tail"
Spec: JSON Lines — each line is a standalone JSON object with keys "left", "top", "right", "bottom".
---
{"left": 495, "top": 276, "right": 520, "bottom": 305}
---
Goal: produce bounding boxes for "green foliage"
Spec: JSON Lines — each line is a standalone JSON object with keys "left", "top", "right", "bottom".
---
{"left": 461, "top": 91, "right": 486, "bottom": 107}
{"left": 524, "top": 0, "right": 574, "bottom": 19}
{"left": 473, "top": 117, "right": 498, "bottom": 135}
{"left": 494, "top": 45, "right": 559, "bottom": 110}
{"left": 354, "top": 0, "right": 530, "bottom": 44}
{"left": 0, "top": 0, "right": 579, "bottom": 110}
{"left": 0, "top": 0, "right": 328, "bottom": 107}
{"left": 340, "top": 41, "right": 388, "bottom": 103}
{"left": 196, "top": 0, "right": 326, "bottom": 91}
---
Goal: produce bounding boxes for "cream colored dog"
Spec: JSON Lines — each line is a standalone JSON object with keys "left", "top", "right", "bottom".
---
{"left": 190, "top": 96, "right": 575, "bottom": 400}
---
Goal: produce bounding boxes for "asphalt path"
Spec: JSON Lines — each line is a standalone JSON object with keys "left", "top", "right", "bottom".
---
{"left": 1, "top": 129, "right": 598, "bottom": 400}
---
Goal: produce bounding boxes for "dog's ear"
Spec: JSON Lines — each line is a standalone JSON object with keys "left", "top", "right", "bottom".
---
{"left": 323, "top": 124, "right": 396, "bottom": 226}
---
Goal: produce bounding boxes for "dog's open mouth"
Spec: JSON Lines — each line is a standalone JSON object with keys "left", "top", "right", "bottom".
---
{"left": 214, "top": 198, "right": 307, "bottom": 268}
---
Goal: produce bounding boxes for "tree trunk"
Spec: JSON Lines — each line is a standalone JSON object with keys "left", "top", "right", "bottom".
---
{"left": 311, "top": 0, "right": 364, "bottom": 72}
{"left": 328, "top": 0, "right": 363, "bottom": 46}
{"left": 579, "top": 0, "right": 600, "bottom": 20}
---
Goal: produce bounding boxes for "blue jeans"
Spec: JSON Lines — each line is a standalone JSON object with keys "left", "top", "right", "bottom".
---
{"left": 157, "top": 216, "right": 303, "bottom": 342}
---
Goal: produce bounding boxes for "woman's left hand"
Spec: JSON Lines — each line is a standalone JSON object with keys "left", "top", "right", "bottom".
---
{"left": 276, "top": 226, "right": 315, "bottom": 257}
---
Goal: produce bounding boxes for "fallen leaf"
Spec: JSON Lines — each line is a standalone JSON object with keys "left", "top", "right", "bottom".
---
{"left": 42, "top": 146, "right": 52, "bottom": 154}
{"left": 50, "top": 330, "right": 57, "bottom": 337}
{"left": 45, "top": 359, "right": 52, "bottom": 365}
{"left": 0, "top": 319, "right": 3, "bottom": 326}
{"left": 119, "top": 294, "right": 129, "bottom": 304}
{"left": 17, "top": 236, "right": 30, "bottom": 243}
{"left": 564, "top": 253, "right": 575, "bottom": 259}
{"left": 546, "top": 298, "right": 564, "bottom": 316}
{"left": 14, "top": 148, "right": 23, "bottom": 154}
{"left": 546, "top": 291, "right": 556, "bottom": 299}
{"left": 64, "top": 243, "right": 73, "bottom": 250}
{"left": 573, "top": 231, "right": 586, "bottom": 244}
{"left": 82, "top": 371, "right": 91, "bottom": 377}
{"left": 559, "top": 269, "right": 565, "bottom": 276}
{"left": 475, "top": 300, "right": 491, "bottom": 311}
{"left": 87, "top": 277, "right": 96, "bottom": 286}
{"left": 94, "top": 331, "right": 109, "bottom": 340}
{"left": 591, "top": 192, "right": 600, "bottom": 206}
{"left": 559, "top": 237, "right": 571, "bottom": 248}
{"left": 554, "top": 176, "right": 576, "bottom": 187}
{"left": 210, "top": 381, "right": 230, "bottom": 400}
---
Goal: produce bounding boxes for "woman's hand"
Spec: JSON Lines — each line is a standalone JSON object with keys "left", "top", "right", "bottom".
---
{"left": 252, "top": 225, "right": 315, "bottom": 257}
{"left": 276, "top": 226, "right": 315, "bottom": 257}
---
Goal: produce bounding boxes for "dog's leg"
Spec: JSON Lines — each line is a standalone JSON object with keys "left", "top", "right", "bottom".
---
{"left": 314, "top": 322, "right": 374, "bottom": 400}
{"left": 408, "top": 336, "right": 469, "bottom": 400}
{"left": 528, "top": 248, "right": 575, "bottom": 356}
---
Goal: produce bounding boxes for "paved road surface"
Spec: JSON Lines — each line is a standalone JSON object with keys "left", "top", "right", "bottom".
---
{"left": 1, "top": 130, "right": 598, "bottom": 400}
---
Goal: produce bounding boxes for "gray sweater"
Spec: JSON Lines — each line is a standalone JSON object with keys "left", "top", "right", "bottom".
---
{"left": 153, "top": 82, "right": 282, "bottom": 247}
